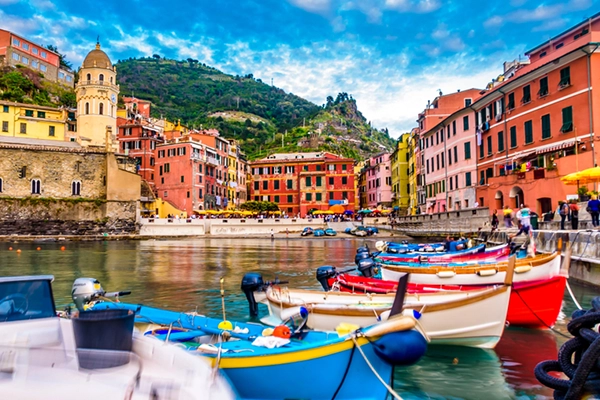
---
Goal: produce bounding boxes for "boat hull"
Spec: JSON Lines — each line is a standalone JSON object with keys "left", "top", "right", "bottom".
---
{"left": 380, "top": 253, "right": 561, "bottom": 286}
{"left": 377, "top": 244, "right": 509, "bottom": 264}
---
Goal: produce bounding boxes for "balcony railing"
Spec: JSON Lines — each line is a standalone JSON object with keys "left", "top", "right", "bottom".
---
{"left": 76, "top": 80, "right": 119, "bottom": 90}
{"left": 206, "top": 157, "right": 219, "bottom": 166}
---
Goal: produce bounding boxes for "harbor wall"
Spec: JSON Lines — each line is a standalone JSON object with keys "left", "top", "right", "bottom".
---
{"left": 388, "top": 207, "right": 492, "bottom": 237}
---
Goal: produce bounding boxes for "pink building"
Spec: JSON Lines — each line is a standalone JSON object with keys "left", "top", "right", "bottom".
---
{"left": 362, "top": 153, "right": 392, "bottom": 209}
{"left": 418, "top": 89, "right": 482, "bottom": 213}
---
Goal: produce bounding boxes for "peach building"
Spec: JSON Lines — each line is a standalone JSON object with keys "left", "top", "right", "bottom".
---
{"left": 473, "top": 15, "right": 600, "bottom": 215}
{"left": 361, "top": 153, "right": 392, "bottom": 209}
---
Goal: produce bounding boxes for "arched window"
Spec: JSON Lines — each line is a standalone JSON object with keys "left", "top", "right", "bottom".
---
{"left": 99, "top": 74, "right": 104, "bottom": 82}
{"left": 85, "top": 102, "right": 89, "bottom": 114}
{"left": 71, "top": 181, "right": 81, "bottom": 196}
{"left": 111, "top": 105, "right": 114, "bottom": 117}
{"left": 86, "top": 73, "right": 91, "bottom": 81}
{"left": 110, "top": 77, "right": 113, "bottom": 83}
{"left": 99, "top": 103, "right": 104, "bottom": 115}
{"left": 0, "top": 177, "right": 3, "bottom": 193}
{"left": 31, "top": 179, "right": 41, "bottom": 195}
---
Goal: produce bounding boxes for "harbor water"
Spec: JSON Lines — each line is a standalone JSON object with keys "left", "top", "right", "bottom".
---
{"left": 1, "top": 237, "right": 597, "bottom": 399}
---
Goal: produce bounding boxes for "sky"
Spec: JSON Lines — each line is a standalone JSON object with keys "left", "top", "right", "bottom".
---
{"left": 1, "top": 0, "right": 598, "bottom": 137}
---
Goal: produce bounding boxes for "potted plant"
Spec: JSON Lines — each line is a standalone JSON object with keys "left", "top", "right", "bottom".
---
{"left": 578, "top": 186, "right": 590, "bottom": 202}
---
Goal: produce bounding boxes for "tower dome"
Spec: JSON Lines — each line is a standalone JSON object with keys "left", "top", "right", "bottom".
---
{"left": 82, "top": 43, "right": 112, "bottom": 69}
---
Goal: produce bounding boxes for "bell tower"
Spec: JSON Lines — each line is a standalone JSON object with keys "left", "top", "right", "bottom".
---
{"left": 75, "top": 41, "right": 119, "bottom": 149}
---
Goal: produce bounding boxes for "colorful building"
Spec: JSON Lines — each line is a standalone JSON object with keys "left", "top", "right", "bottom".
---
{"left": 473, "top": 15, "right": 600, "bottom": 215}
{"left": 0, "top": 29, "right": 74, "bottom": 87}
{"left": 406, "top": 128, "right": 421, "bottom": 215}
{"left": 390, "top": 134, "right": 410, "bottom": 213}
{"left": 362, "top": 153, "right": 392, "bottom": 209}
{"left": 418, "top": 89, "right": 482, "bottom": 213}
{"left": 249, "top": 152, "right": 356, "bottom": 216}
{"left": 227, "top": 140, "right": 248, "bottom": 209}
{"left": 0, "top": 100, "right": 75, "bottom": 142}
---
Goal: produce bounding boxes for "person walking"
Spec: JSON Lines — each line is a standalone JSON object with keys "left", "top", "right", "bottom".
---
{"left": 516, "top": 204, "right": 531, "bottom": 228}
{"left": 558, "top": 201, "right": 570, "bottom": 230}
{"left": 587, "top": 195, "right": 600, "bottom": 227}
{"left": 491, "top": 210, "right": 499, "bottom": 230}
{"left": 503, "top": 205, "right": 513, "bottom": 228}
{"left": 570, "top": 200, "right": 580, "bottom": 230}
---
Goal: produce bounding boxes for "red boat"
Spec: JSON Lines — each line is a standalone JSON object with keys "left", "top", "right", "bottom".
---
{"left": 327, "top": 273, "right": 566, "bottom": 328}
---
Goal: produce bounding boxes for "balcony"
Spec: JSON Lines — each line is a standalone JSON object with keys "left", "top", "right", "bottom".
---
{"left": 76, "top": 80, "right": 119, "bottom": 91}
{"left": 206, "top": 156, "right": 219, "bottom": 166}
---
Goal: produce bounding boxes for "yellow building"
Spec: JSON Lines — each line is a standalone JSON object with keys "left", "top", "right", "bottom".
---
{"left": 0, "top": 100, "right": 74, "bottom": 141}
{"left": 407, "top": 128, "right": 420, "bottom": 215}
{"left": 227, "top": 139, "right": 238, "bottom": 209}
{"left": 390, "top": 133, "right": 410, "bottom": 213}
{"left": 75, "top": 41, "right": 119, "bottom": 148}
{"left": 354, "top": 160, "right": 365, "bottom": 210}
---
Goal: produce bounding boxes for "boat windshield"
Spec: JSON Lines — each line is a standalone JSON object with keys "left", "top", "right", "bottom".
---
{"left": 0, "top": 279, "right": 55, "bottom": 322}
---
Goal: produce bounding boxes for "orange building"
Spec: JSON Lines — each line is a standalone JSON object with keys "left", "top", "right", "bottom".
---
{"left": 0, "top": 29, "right": 74, "bottom": 87}
{"left": 250, "top": 152, "right": 356, "bottom": 216}
{"left": 473, "top": 15, "right": 600, "bottom": 215}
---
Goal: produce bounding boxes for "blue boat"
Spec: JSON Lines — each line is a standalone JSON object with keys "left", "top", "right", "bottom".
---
{"left": 325, "top": 228, "right": 337, "bottom": 236}
{"left": 301, "top": 227, "right": 314, "bottom": 236}
{"left": 84, "top": 279, "right": 427, "bottom": 400}
{"left": 314, "top": 228, "right": 325, "bottom": 237}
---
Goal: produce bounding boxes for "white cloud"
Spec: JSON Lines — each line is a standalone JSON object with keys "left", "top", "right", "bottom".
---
{"left": 0, "top": 0, "right": 19, "bottom": 4}
{"left": 484, "top": 15, "right": 503, "bottom": 28}
{"left": 385, "top": 0, "right": 441, "bottom": 13}
{"left": 532, "top": 18, "right": 567, "bottom": 32}
{"left": 287, "top": 0, "right": 331, "bottom": 13}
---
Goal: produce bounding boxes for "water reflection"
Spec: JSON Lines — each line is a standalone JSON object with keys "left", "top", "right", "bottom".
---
{"left": 0, "top": 238, "right": 598, "bottom": 399}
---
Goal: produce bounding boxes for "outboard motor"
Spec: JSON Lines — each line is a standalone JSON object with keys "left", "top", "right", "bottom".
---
{"left": 355, "top": 251, "right": 372, "bottom": 265}
{"left": 72, "top": 278, "right": 106, "bottom": 312}
{"left": 241, "top": 273, "right": 264, "bottom": 317}
{"left": 356, "top": 246, "right": 370, "bottom": 255}
{"left": 316, "top": 266, "right": 337, "bottom": 291}
{"left": 357, "top": 257, "right": 377, "bottom": 278}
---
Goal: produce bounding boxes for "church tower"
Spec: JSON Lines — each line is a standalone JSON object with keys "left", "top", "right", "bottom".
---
{"left": 75, "top": 41, "right": 119, "bottom": 149}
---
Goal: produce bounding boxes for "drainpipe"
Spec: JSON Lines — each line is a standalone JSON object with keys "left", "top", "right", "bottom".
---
{"left": 581, "top": 43, "right": 600, "bottom": 170}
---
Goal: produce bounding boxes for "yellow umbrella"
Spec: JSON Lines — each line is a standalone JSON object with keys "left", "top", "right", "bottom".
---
{"left": 195, "top": 210, "right": 207, "bottom": 215}
{"left": 320, "top": 210, "right": 334, "bottom": 215}
{"left": 561, "top": 167, "right": 600, "bottom": 185}
{"left": 269, "top": 210, "right": 282, "bottom": 214}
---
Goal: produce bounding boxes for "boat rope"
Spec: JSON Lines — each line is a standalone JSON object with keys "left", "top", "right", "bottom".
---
{"left": 513, "top": 289, "right": 570, "bottom": 339}
{"left": 331, "top": 338, "right": 357, "bottom": 400}
{"left": 535, "top": 296, "right": 600, "bottom": 400}
{"left": 350, "top": 335, "right": 403, "bottom": 400}
{"left": 566, "top": 281, "right": 583, "bottom": 311}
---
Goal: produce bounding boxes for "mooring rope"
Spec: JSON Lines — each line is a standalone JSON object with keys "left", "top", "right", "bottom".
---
{"left": 535, "top": 296, "right": 600, "bottom": 399}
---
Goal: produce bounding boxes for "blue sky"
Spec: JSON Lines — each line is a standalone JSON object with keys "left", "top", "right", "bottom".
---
{"left": 1, "top": 0, "right": 597, "bottom": 136}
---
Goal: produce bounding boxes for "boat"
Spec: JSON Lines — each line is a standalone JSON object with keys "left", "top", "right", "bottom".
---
{"left": 0, "top": 275, "right": 235, "bottom": 400}
{"left": 257, "top": 261, "right": 515, "bottom": 348}
{"left": 375, "top": 243, "right": 510, "bottom": 264}
{"left": 301, "top": 227, "right": 313, "bottom": 236}
{"left": 314, "top": 228, "right": 325, "bottom": 237}
{"left": 380, "top": 252, "right": 561, "bottom": 286}
{"left": 319, "top": 268, "right": 567, "bottom": 328}
{"left": 83, "top": 278, "right": 427, "bottom": 400}
{"left": 325, "top": 228, "right": 337, "bottom": 236}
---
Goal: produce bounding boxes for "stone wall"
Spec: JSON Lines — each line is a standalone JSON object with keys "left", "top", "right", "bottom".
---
{"left": 388, "top": 207, "right": 491, "bottom": 237}
{"left": 0, "top": 198, "right": 137, "bottom": 236}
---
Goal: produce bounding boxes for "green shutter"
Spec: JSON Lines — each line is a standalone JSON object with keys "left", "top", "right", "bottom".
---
{"left": 306, "top": 176, "right": 311, "bottom": 186}
{"left": 497, "top": 131, "right": 504, "bottom": 152}
{"left": 465, "top": 172, "right": 471, "bottom": 187}
{"left": 464, "top": 142, "right": 471, "bottom": 159}
{"left": 561, "top": 106, "right": 573, "bottom": 132}
{"left": 559, "top": 67, "right": 571, "bottom": 87}
{"left": 487, "top": 136, "right": 493, "bottom": 155}
{"left": 510, "top": 126, "right": 517, "bottom": 148}
{"left": 542, "top": 114, "right": 551, "bottom": 139}
{"left": 479, "top": 142, "right": 484, "bottom": 158}
{"left": 525, "top": 121, "right": 533, "bottom": 144}
{"left": 316, "top": 176, "right": 322, "bottom": 186}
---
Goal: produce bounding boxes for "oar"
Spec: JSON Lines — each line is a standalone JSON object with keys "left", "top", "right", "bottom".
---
{"left": 218, "top": 278, "right": 233, "bottom": 330}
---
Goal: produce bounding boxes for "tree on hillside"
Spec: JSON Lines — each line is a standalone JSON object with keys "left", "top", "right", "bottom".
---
{"left": 46, "top": 45, "right": 72, "bottom": 70}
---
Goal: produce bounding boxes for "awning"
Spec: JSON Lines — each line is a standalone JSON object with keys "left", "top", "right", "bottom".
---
{"left": 535, "top": 139, "right": 577, "bottom": 155}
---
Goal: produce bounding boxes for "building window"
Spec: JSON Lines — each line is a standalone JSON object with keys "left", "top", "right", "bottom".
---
{"left": 12, "top": 53, "right": 19, "bottom": 61}
{"left": 316, "top": 176, "right": 322, "bottom": 187}
{"left": 507, "top": 93, "right": 515, "bottom": 110}
{"left": 342, "top": 164, "right": 347, "bottom": 170}
{"left": 22, "top": 43, "right": 29, "bottom": 51}
{"left": 342, "top": 176, "right": 348, "bottom": 185}
{"left": 49, "top": 126, "right": 55, "bottom": 136}
{"left": 453, "top": 146, "right": 458, "bottom": 163}
{"left": 316, "top": 193, "right": 322, "bottom": 201}
{"left": 253, "top": 181, "right": 259, "bottom": 190}
{"left": 20, "top": 123, "right": 26, "bottom": 134}
{"left": 21, "top": 56, "right": 29, "bottom": 65}
{"left": 524, "top": 120, "right": 533, "bottom": 144}
{"left": 12, "top": 38, "right": 20, "bottom": 46}
{"left": 522, "top": 85, "right": 531, "bottom": 104}
{"left": 1, "top": 121, "right": 7, "bottom": 132}
{"left": 561, "top": 106, "right": 573, "bottom": 133}
{"left": 306, "top": 193, "right": 312, "bottom": 201}
{"left": 40, "top": 51, "right": 46, "bottom": 58}
{"left": 86, "top": 73, "right": 91, "bottom": 81}
{"left": 85, "top": 103, "right": 89, "bottom": 114}
{"left": 25, "top": 110, "right": 34, "bottom": 117}
{"left": 274, "top": 180, "right": 280, "bottom": 190}
{"left": 99, "top": 103, "right": 104, "bottom": 115}
{"left": 99, "top": 74, "right": 104, "bottom": 82}
{"left": 510, "top": 126, "right": 517, "bottom": 148}
{"left": 487, "top": 136, "right": 493, "bottom": 155}
{"left": 71, "top": 181, "right": 81, "bottom": 196}
{"left": 287, "top": 179, "right": 293, "bottom": 189}
{"left": 287, "top": 195, "right": 293, "bottom": 203}
{"left": 328, "top": 177, "right": 334, "bottom": 185}
{"left": 2, "top": 106, "right": 8, "bottom": 113}
{"left": 540, "top": 114, "right": 551, "bottom": 139}
{"left": 37, "top": 111, "right": 45, "bottom": 118}
{"left": 559, "top": 67, "right": 571, "bottom": 88}
{"left": 538, "top": 77, "right": 549, "bottom": 97}
{"left": 306, "top": 177, "right": 312, "bottom": 187}
{"left": 31, "top": 179, "right": 41, "bottom": 194}
{"left": 40, "top": 64, "right": 47, "bottom": 72}
{"left": 263, "top": 181, "right": 268, "bottom": 190}
{"left": 464, "top": 98, "right": 472, "bottom": 107}
{"left": 32, "top": 47, "right": 38, "bottom": 55}
{"left": 452, "top": 120, "right": 456, "bottom": 136}
{"left": 274, "top": 195, "right": 280, "bottom": 203}
{"left": 181, "top": 175, "right": 185, "bottom": 183}
{"left": 0, "top": 177, "right": 2, "bottom": 193}
{"left": 464, "top": 142, "right": 471, "bottom": 160}
{"left": 479, "top": 141, "right": 484, "bottom": 159}
{"left": 497, "top": 131, "right": 504, "bottom": 152}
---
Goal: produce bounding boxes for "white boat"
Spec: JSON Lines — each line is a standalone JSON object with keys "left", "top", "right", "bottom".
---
{"left": 0, "top": 275, "right": 235, "bottom": 400}
{"left": 261, "top": 265, "right": 514, "bottom": 349}
{"left": 380, "top": 252, "right": 560, "bottom": 286}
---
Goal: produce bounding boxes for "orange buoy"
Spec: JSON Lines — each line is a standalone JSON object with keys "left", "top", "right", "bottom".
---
{"left": 36, "top": 247, "right": 41, "bottom": 251}
{"left": 60, "top": 246, "right": 66, "bottom": 251}
{"left": 8, "top": 247, "right": 12, "bottom": 251}
{"left": 16, "top": 249, "right": 21, "bottom": 253}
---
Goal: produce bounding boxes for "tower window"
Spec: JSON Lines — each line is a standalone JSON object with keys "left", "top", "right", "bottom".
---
{"left": 99, "top": 74, "right": 104, "bottom": 82}
{"left": 72, "top": 181, "right": 81, "bottom": 196}
{"left": 31, "top": 179, "right": 41, "bottom": 194}
{"left": 85, "top": 102, "right": 89, "bottom": 114}
{"left": 86, "top": 73, "right": 91, "bottom": 81}
{"left": 99, "top": 103, "right": 104, "bottom": 115}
